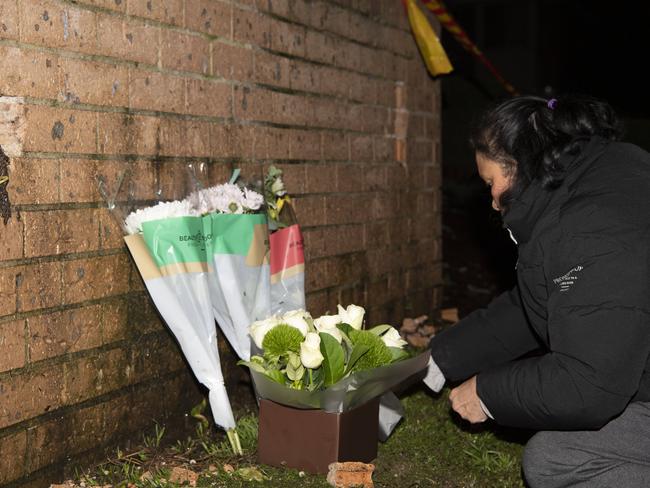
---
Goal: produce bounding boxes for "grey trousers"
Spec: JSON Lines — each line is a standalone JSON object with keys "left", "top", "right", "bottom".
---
{"left": 522, "top": 402, "right": 650, "bottom": 487}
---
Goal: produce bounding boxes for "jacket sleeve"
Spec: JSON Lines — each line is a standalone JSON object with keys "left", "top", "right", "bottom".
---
{"left": 429, "top": 287, "right": 543, "bottom": 382}
{"left": 477, "top": 231, "right": 650, "bottom": 430}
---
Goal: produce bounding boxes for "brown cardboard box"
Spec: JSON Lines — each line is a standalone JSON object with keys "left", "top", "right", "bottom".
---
{"left": 257, "top": 397, "right": 380, "bottom": 474}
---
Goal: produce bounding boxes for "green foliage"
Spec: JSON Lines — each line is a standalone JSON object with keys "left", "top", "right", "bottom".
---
{"left": 344, "top": 343, "right": 370, "bottom": 374}
{"left": 319, "top": 333, "right": 345, "bottom": 386}
{"left": 348, "top": 328, "right": 393, "bottom": 372}
{"left": 262, "top": 324, "right": 304, "bottom": 358}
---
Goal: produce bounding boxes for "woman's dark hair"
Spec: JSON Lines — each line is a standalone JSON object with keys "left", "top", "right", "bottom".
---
{"left": 470, "top": 94, "right": 622, "bottom": 210}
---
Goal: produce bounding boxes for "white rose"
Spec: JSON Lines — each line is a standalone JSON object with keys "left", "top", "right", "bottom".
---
{"left": 300, "top": 332, "right": 324, "bottom": 369}
{"left": 313, "top": 322, "right": 343, "bottom": 343}
{"left": 249, "top": 315, "right": 281, "bottom": 349}
{"left": 382, "top": 327, "right": 408, "bottom": 348}
{"left": 281, "top": 309, "right": 310, "bottom": 337}
{"left": 337, "top": 304, "right": 365, "bottom": 330}
{"left": 313, "top": 314, "right": 340, "bottom": 330}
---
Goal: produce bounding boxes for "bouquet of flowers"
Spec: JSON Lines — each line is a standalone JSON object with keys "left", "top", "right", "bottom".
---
{"left": 263, "top": 166, "right": 305, "bottom": 314}
{"left": 123, "top": 182, "right": 271, "bottom": 454}
{"left": 239, "top": 304, "right": 430, "bottom": 413}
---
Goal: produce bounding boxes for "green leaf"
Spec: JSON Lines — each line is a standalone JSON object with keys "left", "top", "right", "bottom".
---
{"left": 368, "top": 324, "right": 393, "bottom": 336}
{"left": 237, "top": 359, "right": 267, "bottom": 375}
{"left": 344, "top": 343, "right": 371, "bottom": 374}
{"left": 262, "top": 324, "right": 304, "bottom": 357}
{"left": 336, "top": 322, "right": 354, "bottom": 336}
{"left": 286, "top": 352, "right": 305, "bottom": 382}
{"left": 319, "top": 333, "right": 345, "bottom": 387}
{"left": 264, "top": 369, "right": 286, "bottom": 384}
{"left": 389, "top": 346, "right": 410, "bottom": 362}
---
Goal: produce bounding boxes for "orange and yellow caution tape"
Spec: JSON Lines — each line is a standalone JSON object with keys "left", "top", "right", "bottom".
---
{"left": 403, "top": 0, "right": 453, "bottom": 76}
{"left": 417, "top": 0, "right": 519, "bottom": 95}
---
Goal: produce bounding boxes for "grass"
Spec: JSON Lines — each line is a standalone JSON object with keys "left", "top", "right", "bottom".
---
{"left": 71, "top": 387, "right": 530, "bottom": 487}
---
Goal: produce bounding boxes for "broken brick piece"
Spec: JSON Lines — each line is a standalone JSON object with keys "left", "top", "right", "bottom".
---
{"left": 326, "top": 461, "right": 375, "bottom": 488}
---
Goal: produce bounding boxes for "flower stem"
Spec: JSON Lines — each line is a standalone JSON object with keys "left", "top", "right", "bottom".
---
{"left": 309, "top": 369, "right": 314, "bottom": 389}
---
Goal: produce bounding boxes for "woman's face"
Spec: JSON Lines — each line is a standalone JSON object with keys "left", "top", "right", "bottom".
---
{"left": 476, "top": 153, "right": 513, "bottom": 211}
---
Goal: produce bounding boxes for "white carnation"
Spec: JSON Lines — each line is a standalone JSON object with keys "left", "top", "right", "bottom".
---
{"left": 123, "top": 200, "right": 196, "bottom": 235}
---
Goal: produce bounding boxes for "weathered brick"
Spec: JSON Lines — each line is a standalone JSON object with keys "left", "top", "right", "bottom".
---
{"left": 0, "top": 214, "right": 24, "bottom": 261}
{"left": 131, "top": 333, "right": 184, "bottom": 382}
{"left": 233, "top": 85, "right": 274, "bottom": 122}
{"left": 99, "top": 208, "right": 125, "bottom": 250}
{"left": 62, "top": 254, "right": 130, "bottom": 304}
{"left": 0, "top": 0, "right": 20, "bottom": 41}
{"left": 161, "top": 30, "right": 210, "bottom": 74}
{"left": 66, "top": 402, "right": 107, "bottom": 455}
{"left": 322, "top": 131, "right": 349, "bottom": 161}
{"left": 304, "top": 30, "right": 338, "bottom": 65}
{"left": 182, "top": 120, "right": 212, "bottom": 157}
{"left": 350, "top": 134, "right": 374, "bottom": 162}
{"left": 186, "top": 79, "right": 231, "bottom": 118}
{"left": 305, "top": 289, "right": 329, "bottom": 316}
{"left": 336, "top": 164, "right": 365, "bottom": 193}
{"left": 23, "top": 105, "right": 96, "bottom": 154}
{"left": 233, "top": 6, "right": 271, "bottom": 47}
{"left": 253, "top": 50, "right": 290, "bottom": 88}
{"left": 305, "top": 163, "right": 335, "bottom": 193}
{"left": 304, "top": 257, "right": 331, "bottom": 292}
{"left": 8, "top": 158, "right": 59, "bottom": 205}
{"left": 289, "top": 130, "right": 321, "bottom": 161}
{"left": 270, "top": 17, "right": 306, "bottom": 57}
{"left": 325, "top": 193, "right": 369, "bottom": 225}
{"left": 289, "top": 59, "right": 318, "bottom": 93}
{"left": 19, "top": 0, "right": 97, "bottom": 54}
{"left": 101, "top": 298, "right": 128, "bottom": 344}
{"left": 0, "top": 319, "right": 26, "bottom": 373}
{"left": 28, "top": 305, "right": 102, "bottom": 364}
{"left": 0, "top": 430, "right": 27, "bottom": 484}
{"left": 0, "top": 364, "right": 64, "bottom": 429}
{"left": 211, "top": 123, "right": 255, "bottom": 159}
{"left": 97, "top": 13, "right": 160, "bottom": 66}
{"left": 63, "top": 348, "right": 130, "bottom": 404}
{"left": 185, "top": 0, "right": 231, "bottom": 37}
{"left": 1, "top": 46, "right": 60, "bottom": 100}
{"left": 58, "top": 57, "right": 128, "bottom": 107}
{"left": 26, "top": 414, "right": 70, "bottom": 472}
{"left": 293, "top": 195, "right": 325, "bottom": 227}
{"left": 23, "top": 208, "right": 100, "bottom": 257}
{"left": 17, "top": 261, "right": 62, "bottom": 312}
{"left": 76, "top": 0, "right": 126, "bottom": 13}
{"left": 213, "top": 42, "right": 254, "bottom": 81}
{"left": 129, "top": 69, "right": 185, "bottom": 114}
{"left": 128, "top": 0, "right": 183, "bottom": 26}
{"left": 98, "top": 113, "right": 161, "bottom": 156}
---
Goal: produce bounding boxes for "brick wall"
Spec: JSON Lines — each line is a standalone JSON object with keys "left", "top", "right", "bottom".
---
{"left": 0, "top": 0, "right": 443, "bottom": 485}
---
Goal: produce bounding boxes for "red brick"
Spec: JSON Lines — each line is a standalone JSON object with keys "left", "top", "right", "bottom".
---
{"left": 211, "top": 123, "right": 255, "bottom": 159}
{"left": 19, "top": 0, "right": 97, "bottom": 54}
{"left": 233, "top": 85, "right": 274, "bottom": 122}
{"left": 99, "top": 208, "right": 125, "bottom": 250}
{"left": 0, "top": 430, "right": 27, "bottom": 484}
{"left": 325, "top": 193, "right": 369, "bottom": 225}
{"left": 8, "top": 158, "right": 59, "bottom": 205}
{"left": 63, "top": 348, "right": 130, "bottom": 404}
{"left": 0, "top": 215, "right": 23, "bottom": 261}
{"left": 0, "top": 364, "right": 64, "bottom": 429}
{"left": 348, "top": 10, "right": 375, "bottom": 45}
{"left": 348, "top": 72, "right": 375, "bottom": 105}
{"left": 97, "top": 13, "right": 160, "bottom": 66}
{"left": 23, "top": 105, "right": 96, "bottom": 154}
{"left": 59, "top": 57, "right": 128, "bottom": 107}
{"left": 374, "top": 136, "right": 394, "bottom": 162}
{"left": 304, "top": 257, "right": 331, "bottom": 292}
{"left": 305, "top": 289, "right": 329, "bottom": 316}
{"left": 98, "top": 113, "right": 161, "bottom": 156}
{"left": 350, "top": 134, "right": 373, "bottom": 162}
{"left": 128, "top": 0, "right": 183, "bottom": 26}
{"left": 17, "top": 261, "right": 62, "bottom": 312}
{"left": 213, "top": 42, "right": 254, "bottom": 82}
{"left": 0, "top": 0, "right": 19, "bottom": 41}
{"left": 157, "top": 118, "right": 185, "bottom": 157}
{"left": 28, "top": 305, "right": 103, "bottom": 362}
{"left": 0, "top": 267, "right": 18, "bottom": 317}
{"left": 255, "top": 127, "right": 291, "bottom": 160}
{"left": 270, "top": 18, "right": 306, "bottom": 57}
{"left": 186, "top": 79, "right": 231, "bottom": 118}
{"left": 161, "top": 30, "right": 210, "bottom": 75}
{"left": 132, "top": 333, "right": 185, "bottom": 382}
{"left": 59, "top": 159, "right": 117, "bottom": 203}
{"left": 289, "top": 130, "right": 321, "bottom": 161}
{"left": 183, "top": 120, "right": 212, "bottom": 157}
{"left": 336, "top": 164, "right": 365, "bottom": 193}
{"left": 26, "top": 414, "right": 70, "bottom": 471}
{"left": 23, "top": 209, "right": 100, "bottom": 257}
{"left": 301, "top": 227, "right": 325, "bottom": 260}
{"left": 101, "top": 298, "right": 128, "bottom": 344}
{"left": 276, "top": 89, "right": 312, "bottom": 126}
{"left": 304, "top": 30, "right": 338, "bottom": 65}
{"left": 1, "top": 46, "right": 60, "bottom": 99}
{"left": 289, "top": 59, "right": 318, "bottom": 93}
{"left": 312, "top": 98, "right": 346, "bottom": 129}
{"left": 185, "top": 0, "right": 231, "bottom": 37}
{"left": 0, "top": 319, "right": 26, "bottom": 373}
{"left": 129, "top": 69, "right": 185, "bottom": 114}
{"left": 322, "top": 131, "right": 349, "bottom": 161}
{"left": 66, "top": 402, "right": 107, "bottom": 455}
{"left": 305, "top": 164, "right": 335, "bottom": 193}
{"left": 253, "top": 50, "right": 290, "bottom": 88}
{"left": 269, "top": 163, "right": 305, "bottom": 194}
{"left": 76, "top": 0, "right": 126, "bottom": 13}
{"left": 293, "top": 195, "right": 325, "bottom": 227}
{"left": 233, "top": 6, "right": 271, "bottom": 48}
{"left": 62, "top": 254, "right": 130, "bottom": 304}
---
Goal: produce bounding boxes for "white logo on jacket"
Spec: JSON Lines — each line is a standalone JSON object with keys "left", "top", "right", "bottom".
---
{"left": 552, "top": 265, "right": 584, "bottom": 292}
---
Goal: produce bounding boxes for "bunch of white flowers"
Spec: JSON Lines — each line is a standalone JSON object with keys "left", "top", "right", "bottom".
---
{"left": 189, "top": 183, "right": 264, "bottom": 215}
{"left": 242, "top": 304, "right": 410, "bottom": 391}
{"left": 123, "top": 200, "right": 197, "bottom": 235}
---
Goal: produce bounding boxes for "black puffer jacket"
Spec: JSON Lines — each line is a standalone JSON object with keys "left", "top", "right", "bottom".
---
{"left": 430, "top": 137, "right": 650, "bottom": 430}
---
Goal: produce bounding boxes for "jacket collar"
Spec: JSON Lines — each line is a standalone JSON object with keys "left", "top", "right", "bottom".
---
{"left": 502, "top": 137, "right": 609, "bottom": 245}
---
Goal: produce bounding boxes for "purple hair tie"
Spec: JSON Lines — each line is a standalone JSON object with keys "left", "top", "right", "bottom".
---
{"left": 547, "top": 98, "right": 558, "bottom": 110}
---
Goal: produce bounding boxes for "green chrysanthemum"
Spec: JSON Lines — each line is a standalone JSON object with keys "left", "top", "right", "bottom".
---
{"left": 348, "top": 328, "right": 393, "bottom": 371}
{"left": 262, "top": 323, "right": 304, "bottom": 358}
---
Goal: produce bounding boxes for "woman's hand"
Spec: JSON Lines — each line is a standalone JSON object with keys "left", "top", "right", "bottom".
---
{"left": 449, "top": 375, "right": 488, "bottom": 423}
